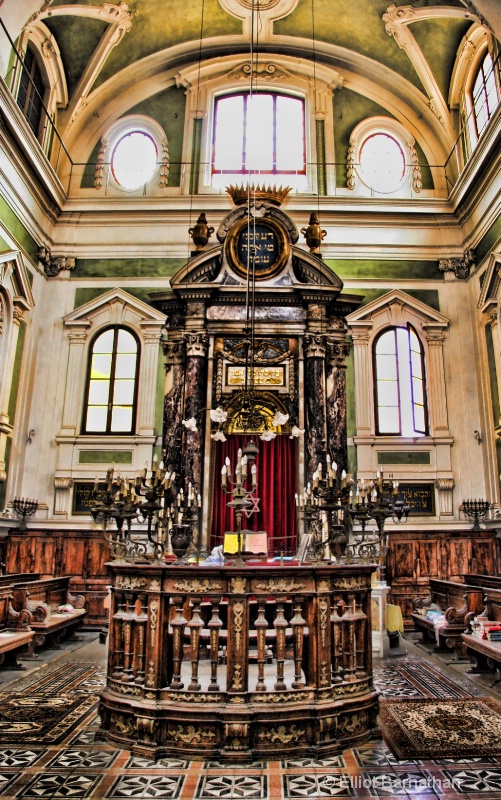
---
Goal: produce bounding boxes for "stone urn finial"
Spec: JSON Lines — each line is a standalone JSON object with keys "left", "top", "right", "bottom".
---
{"left": 301, "top": 212, "right": 326, "bottom": 254}
{"left": 188, "top": 213, "right": 214, "bottom": 251}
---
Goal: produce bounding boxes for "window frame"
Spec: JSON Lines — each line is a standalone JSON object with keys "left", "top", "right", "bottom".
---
{"left": 16, "top": 44, "right": 46, "bottom": 140}
{"left": 211, "top": 90, "right": 307, "bottom": 181}
{"left": 82, "top": 325, "right": 140, "bottom": 436}
{"left": 469, "top": 49, "right": 500, "bottom": 141}
{"left": 373, "top": 324, "right": 428, "bottom": 438}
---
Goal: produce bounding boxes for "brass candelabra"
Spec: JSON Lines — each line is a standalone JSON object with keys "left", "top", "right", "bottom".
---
{"left": 221, "top": 445, "right": 258, "bottom": 567}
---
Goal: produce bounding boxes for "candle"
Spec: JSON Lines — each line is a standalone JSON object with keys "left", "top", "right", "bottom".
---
{"left": 251, "top": 463, "right": 257, "bottom": 486}
{"left": 94, "top": 476, "right": 99, "bottom": 491}
{"left": 197, "top": 493, "right": 201, "bottom": 508}
{"left": 221, "top": 464, "right": 227, "bottom": 486}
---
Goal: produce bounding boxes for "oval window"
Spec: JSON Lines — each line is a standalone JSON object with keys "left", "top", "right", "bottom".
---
{"left": 359, "top": 133, "right": 406, "bottom": 194}
{"left": 111, "top": 131, "right": 158, "bottom": 190}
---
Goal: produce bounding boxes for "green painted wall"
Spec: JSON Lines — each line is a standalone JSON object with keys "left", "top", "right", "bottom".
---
{"left": 476, "top": 213, "right": 501, "bottom": 266}
{"left": 347, "top": 288, "right": 440, "bottom": 312}
{"left": 333, "top": 90, "right": 433, "bottom": 188}
{"left": 325, "top": 259, "right": 441, "bottom": 282}
{"left": 0, "top": 198, "right": 38, "bottom": 264}
{"left": 72, "top": 258, "right": 185, "bottom": 279}
{"left": 81, "top": 87, "right": 187, "bottom": 188}
{"left": 409, "top": 18, "right": 472, "bottom": 105}
{"left": 7, "top": 320, "right": 26, "bottom": 424}
{"left": 275, "top": 0, "right": 427, "bottom": 92}
{"left": 93, "top": 0, "right": 241, "bottom": 91}
{"left": 485, "top": 324, "right": 500, "bottom": 425}
{"left": 44, "top": 16, "right": 107, "bottom": 100}
{"left": 74, "top": 286, "right": 167, "bottom": 309}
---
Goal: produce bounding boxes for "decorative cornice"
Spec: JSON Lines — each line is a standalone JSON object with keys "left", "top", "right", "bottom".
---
{"left": 438, "top": 249, "right": 476, "bottom": 280}
{"left": 38, "top": 246, "right": 76, "bottom": 278}
{"left": 227, "top": 62, "right": 291, "bottom": 82}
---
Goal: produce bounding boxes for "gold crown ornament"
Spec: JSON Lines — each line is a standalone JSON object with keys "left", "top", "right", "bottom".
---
{"left": 226, "top": 184, "right": 291, "bottom": 207}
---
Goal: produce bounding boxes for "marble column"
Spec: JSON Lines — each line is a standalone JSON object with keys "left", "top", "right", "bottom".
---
{"left": 182, "top": 331, "right": 208, "bottom": 492}
{"left": 326, "top": 340, "right": 351, "bottom": 477}
{"left": 304, "top": 333, "right": 327, "bottom": 480}
{"left": 162, "top": 339, "right": 186, "bottom": 479}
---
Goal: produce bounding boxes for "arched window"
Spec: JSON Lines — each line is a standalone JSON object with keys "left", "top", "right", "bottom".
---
{"left": 470, "top": 51, "right": 499, "bottom": 140}
{"left": 358, "top": 133, "right": 406, "bottom": 194}
{"left": 16, "top": 45, "right": 45, "bottom": 138}
{"left": 374, "top": 326, "right": 427, "bottom": 437}
{"left": 83, "top": 327, "right": 139, "bottom": 434}
{"left": 212, "top": 92, "right": 306, "bottom": 187}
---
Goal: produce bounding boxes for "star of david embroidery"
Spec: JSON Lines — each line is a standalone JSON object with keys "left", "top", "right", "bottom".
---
{"left": 244, "top": 492, "right": 260, "bottom": 518}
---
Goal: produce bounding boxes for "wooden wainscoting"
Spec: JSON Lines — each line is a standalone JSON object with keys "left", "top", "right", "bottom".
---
{"left": 387, "top": 529, "right": 500, "bottom": 627}
{"left": 0, "top": 529, "right": 110, "bottom": 629}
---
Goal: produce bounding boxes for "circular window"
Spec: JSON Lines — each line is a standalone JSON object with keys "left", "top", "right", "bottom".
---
{"left": 111, "top": 131, "right": 158, "bottom": 190}
{"left": 359, "top": 133, "right": 406, "bottom": 194}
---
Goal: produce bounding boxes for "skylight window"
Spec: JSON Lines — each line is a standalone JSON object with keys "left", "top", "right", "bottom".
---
{"left": 111, "top": 131, "right": 158, "bottom": 191}
{"left": 359, "top": 133, "right": 406, "bottom": 194}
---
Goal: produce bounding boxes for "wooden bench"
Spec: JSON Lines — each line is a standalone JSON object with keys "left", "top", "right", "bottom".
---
{"left": 463, "top": 574, "right": 501, "bottom": 591}
{"left": 0, "top": 585, "right": 34, "bottom": 671}
{"left": 462, "top": 587, "right": 501, "bottom": 682}
{"left": 411, "top": 578, "right": 484, "bottom": 655}
{"left": 10, "top": 577, "right": 86, "bottom": 655}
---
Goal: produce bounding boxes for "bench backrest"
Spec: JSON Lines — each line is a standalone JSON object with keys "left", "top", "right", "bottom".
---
{"left": 0, "top": 573, "right": 40, "bottom": 587}
{"left": 484, "top": 588, "right": 501, "bottom": 622}
{"left": 10, "top": 576, "right": 71, "bottom": 612}
{"left": 464, "top": 574, "right": 501, "bottom": 591}
{"left": 428, "top": 579, "right": 484, "bottom": 614}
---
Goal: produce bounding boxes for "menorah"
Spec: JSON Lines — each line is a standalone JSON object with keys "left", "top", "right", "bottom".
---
{"left": 461, "top": 498, "right": 490, "bottom": 531}
{"left": 11, "top": 497, "right": 38, "bottom": 531}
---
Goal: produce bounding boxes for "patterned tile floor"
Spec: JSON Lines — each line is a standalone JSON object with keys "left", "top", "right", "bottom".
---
{"left": 0, "top": 633, "right": 501, "bottom": 799}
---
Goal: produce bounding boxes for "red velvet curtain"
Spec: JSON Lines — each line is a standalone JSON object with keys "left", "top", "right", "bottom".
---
{"left": 211, "top": 435, "right": 298, "bottom": 556}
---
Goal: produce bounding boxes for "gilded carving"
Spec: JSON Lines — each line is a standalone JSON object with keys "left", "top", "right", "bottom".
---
{"left": 231, "top": 577, "right": 246, "bottom": 594}
{"left": 232, "top": 663, "right": 243, "bottom": 690}
{"left": 167, "top": 725, "right": 216, "bottom": 744}
{"left": 252, "top": 692, "right": 305, "bottom": 703}
{"left": 319, "top": 598, "right": 328, "bottom": 646}
{"left": 229, "top": 695, "right": 245, "bottom": 703}
{"left": 255, "top": 579, "right": 305, "bottom": 593}
{"left": 111, "top": 713, "right": 135, "bottom": 735}
{"left": 172, "top": 579, "right": 223, "bottom": 593}
{"left": 175, "top": 692, "right": 222, "bottom": 703}
{"left": 318, "top": 579, "right": 330, "bottom": 592}
{"left": 112, "top": 683, "right": 142, "bottom": 696}
{"left": 149, "top": 579, "right": 161, "bottom": 591}
{"left": 116, "top": 576, "right": 148, "bottom": 590}
{"left": 234, "top": 602, "right": 244, "bottom": 650}
{"left": 257, "top": 725, "right": 305, "bottom": 744}
{"left": 334, "top": 577, "right": 367, "bottom": 590}
{"left": 147, "top": 659, "right": 155, "bottom": 686}
{"left": 149, "top": 599, "right": 158, "bottom": 648}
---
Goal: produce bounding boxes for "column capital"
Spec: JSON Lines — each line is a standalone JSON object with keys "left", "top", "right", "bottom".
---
{"left": 304, "top": 333, "right": 327, "bottom": 358}
{"left": 184, "top": 330, "right": 208, "bottom": 357}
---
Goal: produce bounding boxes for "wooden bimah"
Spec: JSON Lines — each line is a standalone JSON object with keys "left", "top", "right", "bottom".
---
{"left": 98, "top": 562, "right": 378, "bottom": 762}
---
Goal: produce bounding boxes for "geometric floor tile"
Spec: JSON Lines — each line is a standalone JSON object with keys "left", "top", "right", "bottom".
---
{"left": 0, "top": 772, "right": 20, "bottom": 794}
{"left": 282, "top": 774, "right": 351, "bottom": 798}
{"left": 108, "top": 774, "right": 185, "bottom": 798}
{"left": 196, "top": 775, "right": 267, "bottom": 798}
{"left": 18, "top": 772, "right": 103, "bottom": 798}
{"left": 282, "top": 755, "right": 346, "bottom": 768}
{"left": 361, "top": 772, "right": 436, "bottom": 796}
{"left": 46, "top": 748, "right": 119, "bottom": 769}
{"left": 0, "top": 749, "right": 44, "bottom": 767}
{"left": 441, "top": 769, "right": 501, "bottom": 793}
{"left": 353, "top": 746, "right": 417, "bottom": 767}
{"left": 204, "top": 761, "right": 266, "bottom": 770}
{"left": 124, "top": 755, "right": 189, "bottom": 769}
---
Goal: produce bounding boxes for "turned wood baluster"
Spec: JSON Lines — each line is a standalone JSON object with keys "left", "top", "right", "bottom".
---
{"left": 112, "top": 590, "right": 126, "bottom": 679}
{"left": 170, "top": 600, "right": 186, "bottom": 690}
{"left": 274, "top": 600, "right": 288, "bottom": 691}
{"left": 188, "top": 598, "right": 203, "bottom": 691}
{"left": 254, "top": 601, "right": 268, "bottom": 692}
{"left": 135, "top": 593, "right": 148, "bottom": 685}
{"left": 208, "top": 597, "right": 222, "bottom": 692}
{"left": 354, "top": 593, "right": 367, "bottom": 678}
{"left": 122, "top": 591, "right": 135, "bottom": 683}
{"left": 291, "top": 598, "right": 306, "bottom": 689}
{"left": 331, "top": 600, "right": 344, "bottom": 684}
{"left": 343, "top": 592, "right": 357, "bottom": 681}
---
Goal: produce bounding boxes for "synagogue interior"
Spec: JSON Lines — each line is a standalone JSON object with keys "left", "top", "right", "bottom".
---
{"left": 1, "top": 0, "right": 501, "bottom": 796}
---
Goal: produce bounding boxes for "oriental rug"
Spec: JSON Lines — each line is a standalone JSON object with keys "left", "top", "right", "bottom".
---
{"left": 379, "top": 696, "right": 501, "bottom": 760}
{"left": 0, "top": 692, "right": 97, "bottom": 744}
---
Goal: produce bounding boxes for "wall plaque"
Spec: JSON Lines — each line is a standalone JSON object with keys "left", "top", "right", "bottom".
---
{"left": 226, "top": 216, "right": 290, "bottom": 279}
{"left": 397, "top": 483, "right": 435, "bottom": 515}
{"left": 226, "top": 365, "right": 285, "bottom": 387}
{"left": 72, "top": 481, "right": 96, "bottom": 516}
